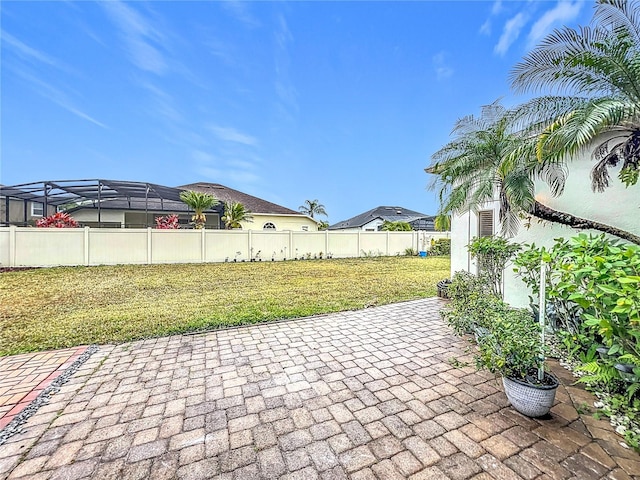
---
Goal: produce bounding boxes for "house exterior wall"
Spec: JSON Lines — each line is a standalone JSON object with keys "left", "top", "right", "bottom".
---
{"left": 0, "top": 198, "right": 57, "bottom": 225}
{"left": 450, "top": 141, "right": 640, "bottom": 308}
{"left": 240, "top": 214, "right": 318, "bottom": 232}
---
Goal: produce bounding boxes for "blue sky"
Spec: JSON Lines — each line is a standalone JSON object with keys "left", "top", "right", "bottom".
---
{"left": 1, "top": 0, "right": 591, "bottom": 224}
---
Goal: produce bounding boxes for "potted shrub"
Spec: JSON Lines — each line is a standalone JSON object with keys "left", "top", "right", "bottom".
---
{"left": 475, "top": 307, "right": 559, "bottom": 417}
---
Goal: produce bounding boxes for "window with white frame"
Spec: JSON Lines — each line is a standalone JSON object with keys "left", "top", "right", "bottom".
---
{"left": 478, "top": 210, "right": 494, "bottom": 238}
{"left": 263, "top": 222, "right": 276, "bottom": 230}
{"left": 31, "top": 202, "right": 44, "bottom": 217}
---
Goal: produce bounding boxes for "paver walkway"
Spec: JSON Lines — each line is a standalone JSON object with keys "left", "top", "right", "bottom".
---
{"left": 0, "top": 298, "right": 638, "bottom": 479}
{"left": 0, "top": 346, "right": 88, "bottom": 430}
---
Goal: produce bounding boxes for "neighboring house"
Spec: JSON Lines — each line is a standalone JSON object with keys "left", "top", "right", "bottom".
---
{"left": 329, "top": 206, "right": 436, "bottom": 232}
{"left": 0, "top": 180, "right": 317, "bottom": 231}
{"left": 449, "top": 146, "right": 640, "bottom": 308}
{"left": 178, "top": 183, "right": 318, "bottom": 231}
{"left": 0, "top": 184, "right": 57, "bottom": 226}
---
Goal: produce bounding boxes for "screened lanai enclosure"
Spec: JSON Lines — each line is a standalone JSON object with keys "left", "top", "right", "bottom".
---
{"left": 0, "top": 179, "right": 223, "bottom": 228}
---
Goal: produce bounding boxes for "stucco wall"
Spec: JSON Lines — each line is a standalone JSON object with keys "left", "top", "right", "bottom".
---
{"left": 450, "top": 142, "right": 640, "bottom": 308}
{"left": 241, "top": 214, "right": 318, "bottom": 232}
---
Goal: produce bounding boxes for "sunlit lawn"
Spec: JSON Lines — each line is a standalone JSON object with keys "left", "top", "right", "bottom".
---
{"left": 0, "top": 256, "right": 450, "bottom": 356}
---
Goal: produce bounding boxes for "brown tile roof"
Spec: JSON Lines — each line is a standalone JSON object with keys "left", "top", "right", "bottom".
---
{"left": 177, "top": 183, "right": 300, "bottom": 216}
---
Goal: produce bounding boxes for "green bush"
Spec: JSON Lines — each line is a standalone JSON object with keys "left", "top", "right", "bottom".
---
{"left": 430, "top": 238, "right": 451, "bottom": 256}
{"left": 468, "top": 236, "right": 520, "bottom": 299}
{"left": 514, "top": 234, "right": 640, "bottom": 449}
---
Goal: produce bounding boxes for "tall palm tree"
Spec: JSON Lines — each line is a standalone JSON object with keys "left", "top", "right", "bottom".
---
{"left": 222, "top": 201, "right": 253, "bottom": 229}
{"left": 428, "top": 100, "right": 640, "bottom": 244}
{"left": 179, "top": 190, "right": 218, "bottom": 229}
{"left": 299, "top": 199, "right": 327, "bottom": 219}
{"left": 510, "top": 0, "right": 640, "bottom": 192}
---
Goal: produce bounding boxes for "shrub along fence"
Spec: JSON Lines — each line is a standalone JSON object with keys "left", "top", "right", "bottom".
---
{"left": 0, "top": 227, "right": 450, "bottom": 267}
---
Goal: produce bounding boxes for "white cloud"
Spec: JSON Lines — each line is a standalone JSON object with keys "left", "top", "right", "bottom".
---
{"left": 494, "top": 12, "right": 528, "bottom": 56}
{"left": 479, "top": 20, "right": 492, "bottom": 36}
{"left": 209, "top": 125, "right": 258, "bottom": 146}
{"left": 11, "top": 67, "right": 107, "bottom": 128}
{"left": 101, "top": 1, "right": 167, "bottom": 75}
{"left": 491, "top": 0, "right": 503, "bottom": 15}
{"left": 2, "top": 31, "right": 59, "bottom": 67}
{"left": 221, "top": 0, "right": 260, "bottom": 28}
{"left": 432, "top": 52, "right": 453, "bottom": 81}
{"left": 527, "top": 1, "right": 583, "bottom": 47}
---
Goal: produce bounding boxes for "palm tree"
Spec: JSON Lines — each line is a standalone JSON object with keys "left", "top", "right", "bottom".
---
{"left": 381, "top": 220, "right": 412, "bottom": 231}
{"left": 510, "top": 0, "right": 640, "bottom": 192}
{"left": 434, "top": 214, "right": 451, "bottom": 232}
{"left": 427, "top": 100, "right": 640, "bottom": 244}
{"left": 299, "top": 199, "right": 327, "bottom": 219}
{"left": 179, "top": 190, "right": 218, "bottom": 229}
{"left": 222, "top": 201, "right": 253, "bottom": 229}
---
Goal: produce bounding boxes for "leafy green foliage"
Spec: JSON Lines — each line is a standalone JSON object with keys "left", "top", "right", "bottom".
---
{"left": 381, "top": 221, "right": 412, "bottom": 231}
{"left": 430, "top": 238, "right": 450, "bottom": 256}
{"left": 442, "top": 271, "right": 544, "bottom": 382}
{"left": 510, "top": 0, "right": 640, "bottom": 191}
{"left": 222, "top": 201, "right": 253, "bottom": 229}
{"left": 515, "top": 233, "right": 640, "bottom": 447}
{"left": 0, "top": 256, "right": 450, "bottom": 356}
{"left": 468, "top": 236, "right": 520, "bottom": 299}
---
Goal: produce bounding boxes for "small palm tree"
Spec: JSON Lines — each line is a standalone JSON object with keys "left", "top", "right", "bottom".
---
{"left": 299, "top": 199, "right": 327, "bottom": 219}
{"left": 222, "top": 201, "right": 253, "bottom": 229}
{"left": 434, "top": 214, "right": 451, "bottom": 232}
{"left": 179, "top": 190, "right": 218, "bottom": 229}
{"left": 381, "top": 221, "right": 412, "bottom": 231}
{"left": 510, "top": 0, "right": 640, "bottom": 191}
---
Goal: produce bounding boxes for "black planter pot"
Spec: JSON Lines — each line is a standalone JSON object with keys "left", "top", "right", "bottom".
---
{"left": 437, "top": 279, "right": 451, "bottom": 299}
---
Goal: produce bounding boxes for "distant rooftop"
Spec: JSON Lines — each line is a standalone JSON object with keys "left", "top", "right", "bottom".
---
{"left": 329, "top": 206, "right": 435, "bottom": 230}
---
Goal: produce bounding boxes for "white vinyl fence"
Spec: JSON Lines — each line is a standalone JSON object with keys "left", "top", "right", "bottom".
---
{"left": 0, "top": 227, "right": 450, "bottom": 267}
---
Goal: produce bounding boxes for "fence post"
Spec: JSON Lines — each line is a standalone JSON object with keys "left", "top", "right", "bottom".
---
{"left": 357, "top": 231, "right": 361, "bottom": 257}
{"left": 289, "top": 230, "right": 293, "bottom": 259}
{"left": 325, "top": 230, "right": 329, "bottom": 257}
{"left": 386, "top": 231, "right": 390, "bottom": 256}
{"left": 9, "top": 225, "right": 16, "bottom": 267}
{"left": 201, "top": 228, "right": 206, "bottom": 263}
{"left": 147, "top": 227, "right": 152, "bottom": 264}
{"left": 84, "top": 227, "right": 90, "bottom": 266}
{"left": 248, "top": 230, "right": 252, "bottom": 260}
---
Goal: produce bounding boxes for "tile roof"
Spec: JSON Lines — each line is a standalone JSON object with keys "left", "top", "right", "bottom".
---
{"left": 178, "top": 183, "right": 300, "bottom": 215}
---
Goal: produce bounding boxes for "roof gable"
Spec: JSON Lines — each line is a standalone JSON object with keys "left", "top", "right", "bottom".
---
{"left": 177, "top": 183, "right": 300, "bottom": 216}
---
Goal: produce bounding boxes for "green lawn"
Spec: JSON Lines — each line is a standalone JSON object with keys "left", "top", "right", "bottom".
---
{"left": 0, "top": 256, "right": 450, "bottom": 356}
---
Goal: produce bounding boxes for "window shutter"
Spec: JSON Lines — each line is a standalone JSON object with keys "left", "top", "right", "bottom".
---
{"left": 478, "top": 210, "right": 494, "bottom": 238}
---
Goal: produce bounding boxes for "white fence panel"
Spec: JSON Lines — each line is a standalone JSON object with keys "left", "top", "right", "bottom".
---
{"left": 205, "top": 230, "right": 250, "bottom": 262}
{"left": 327, "top": 232, "right": 360, "bottom": 258}
{"left": 151, "top": 230, "right": 203, "bottom": 264}
{"left": 16, "top": 228, "right": 85, "bottom": 266}
{"left": 89, "top": 229, "right": 148, "bottom": 265}
{"left": 0, "top": 229, "right": 10, "bottom": 267}
{"left": 249, "top": 231, "right": 291, "bottom": 261}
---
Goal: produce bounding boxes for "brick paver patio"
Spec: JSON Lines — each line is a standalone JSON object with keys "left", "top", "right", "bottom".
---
{"left": 0, "top": 298, "right": 638, "bottom": 479}
{"left": 0, "top": 346, "right": 88, "bottom": 430}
